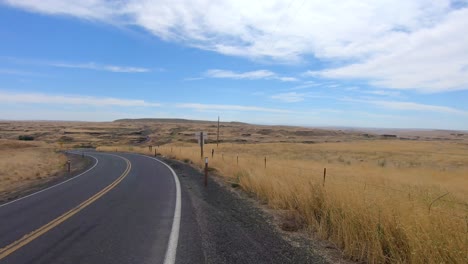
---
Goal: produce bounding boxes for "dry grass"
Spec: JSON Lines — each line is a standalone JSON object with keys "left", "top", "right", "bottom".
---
{"left": 99, "top": 140, "right": 468, "bottom": 263}
{"left": 0, "top": 139, "right": 67, "bottom": 198}
{"left": 6, "top": 119, "right": 458, "bottom": 148}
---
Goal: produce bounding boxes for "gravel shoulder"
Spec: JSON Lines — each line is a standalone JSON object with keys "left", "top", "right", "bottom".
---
{"left": 161, "top": 157, "right": 329, "bottom": 264}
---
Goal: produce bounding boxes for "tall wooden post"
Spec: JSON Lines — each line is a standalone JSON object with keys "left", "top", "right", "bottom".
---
{"left": 217, "top": 116, "right": 220, "bottom": 147}
{"left": 200, "top": 132, "right": 204, "bottom": 159}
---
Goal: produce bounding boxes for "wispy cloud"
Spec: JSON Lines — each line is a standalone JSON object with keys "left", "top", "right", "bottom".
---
{"left": 289, "top": 81, "right": 320, "bottom": 90}
{"left": 50, "top": 62, "right": 151, "bottom": 73}
{"left": 271, "top": 92, "right": 307, "bottom": 103}
{"left": 0, "top": 68, "right": 47, "bottom": 77}
{"left": 364, "top": 90, "right": 401, "bottom": 97}
{"left": 2, "top": 57, "right": 152, "bottom": 73}
{"left": 175, "top": 103, "right": 291, "bottom": 113}
{"left": 183, "top": 77, "right": 205, "bottom": 81}
{"left": 205, "top": 69, "right": 274, "bottom": 79}
{"left": 0, "top": 91, "right": 160, "bottom": 107}
{"left": 270, "top": 91, "right": 331, "bottom": 103}
{"left": 204, "top": 69, "right": 297, "bottom": 82}
{"left": 340, "top": 86, "right": 402, "bottom": 97}
{"left": 373, "top": 101, "right": 468, "bottom": 115}
{"left": 344, "top": 98, "right": 468, "bottom": 115}
{"left": 276, "top": 76, "right": 298, "bottom": 82}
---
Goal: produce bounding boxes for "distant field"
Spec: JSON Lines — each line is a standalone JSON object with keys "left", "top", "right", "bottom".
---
{"left": 3, "top": 119, "right": 466, "bottom": 148}
{"left": 0, "top": 139, "right": 66, "bottom": 202}
{"left": 99, "top": 140, "right": 468, "bottom": 263}
{"left": 2, "top": 120, "right": 467, "bottom": 263}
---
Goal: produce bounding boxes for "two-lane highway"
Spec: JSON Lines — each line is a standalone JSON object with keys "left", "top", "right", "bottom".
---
{"left": 0, "top": 152, "right": 182, "bottom": 264}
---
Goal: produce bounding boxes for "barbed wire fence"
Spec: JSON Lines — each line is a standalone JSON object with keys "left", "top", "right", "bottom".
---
{"left": 145, "top": 144, "right": 467, "bottom": 222}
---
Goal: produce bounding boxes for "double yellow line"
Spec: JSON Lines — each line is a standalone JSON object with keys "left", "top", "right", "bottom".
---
{"left": 0, "top": 156, "right": 132, "bottom": 260}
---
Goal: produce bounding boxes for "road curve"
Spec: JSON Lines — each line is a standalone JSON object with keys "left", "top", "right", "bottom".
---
{"left": 0, "top": 152, "right": 183, "bottom": 264}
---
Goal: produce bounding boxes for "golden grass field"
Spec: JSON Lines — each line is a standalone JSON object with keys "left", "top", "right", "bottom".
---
{"left": 1, "top": 120, "right": 467, "bottom": 263}
{"left": 0, "top": 139, "right": 66, "bottom": 201}
{"left": 99, "top": 140, "right": 468, "bottom": 263}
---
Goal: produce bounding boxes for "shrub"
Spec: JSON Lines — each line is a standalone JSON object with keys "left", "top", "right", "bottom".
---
{"left": 18, "top": 135, "right": 35, "bottom": 141}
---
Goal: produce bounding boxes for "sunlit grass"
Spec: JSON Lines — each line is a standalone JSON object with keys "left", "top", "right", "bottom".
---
{"left": 98, "top": 140, "right": 468, "bottom": 263}
{"left": 0, "top": 139, "right": 67, "bottom": 198}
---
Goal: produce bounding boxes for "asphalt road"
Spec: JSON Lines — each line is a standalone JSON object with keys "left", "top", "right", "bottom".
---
{"left": 0, "top": 151, "right": 325, "bottom": 264}
{"left": 0, "top": 152, "right": 194, "bottom": 264}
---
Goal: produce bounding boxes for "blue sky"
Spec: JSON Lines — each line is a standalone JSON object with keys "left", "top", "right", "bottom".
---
{"left": 1, "top": 0, "right": 467, "bottom": 130}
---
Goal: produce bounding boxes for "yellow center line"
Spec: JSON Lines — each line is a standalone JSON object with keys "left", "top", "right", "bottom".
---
{"left": 0, "top": 156, "right": 132, "bottom": 260}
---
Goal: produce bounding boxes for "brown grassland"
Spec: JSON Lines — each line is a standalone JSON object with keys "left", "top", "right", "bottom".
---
{"left": 0, "top": 139, "right": 66, "bottom": 202}
{"left": 1, "top": 120, "right": 467, "bottom": 263}
{"left": 99, "top": 141, "right": 468, "bottom": 263}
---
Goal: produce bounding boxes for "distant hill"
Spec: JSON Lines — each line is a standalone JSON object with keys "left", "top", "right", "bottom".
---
{"left": 114, "top": 118, "right": 248, "bottom": 125}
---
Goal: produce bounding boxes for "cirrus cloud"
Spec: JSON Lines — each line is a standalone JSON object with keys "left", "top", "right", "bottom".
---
{"left": 0, "top": 91, "right": 161, "bottom": 107}
{"left": 271, "top": 92, "right": 307, "bottom": 103}
{"left": 51, "top": 62, "right": 151, "bottom": 73}
{"left": 175, "top": 103, "right": 291, "bottom": 113}
{"left": 204, "top": 69, "right": 297, "bottom": 82}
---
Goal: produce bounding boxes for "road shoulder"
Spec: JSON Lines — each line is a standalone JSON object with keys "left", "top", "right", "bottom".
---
{"left": 161, "top": 157, "right": 328, "bottom": 264}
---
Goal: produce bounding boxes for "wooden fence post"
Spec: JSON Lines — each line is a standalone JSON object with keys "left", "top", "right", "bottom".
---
{"left": 323, "top": 168, "right": 327, "bottom": 187}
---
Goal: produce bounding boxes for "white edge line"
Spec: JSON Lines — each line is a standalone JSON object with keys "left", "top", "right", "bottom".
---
{"left": 127, "top": 153, "right": 181, "bottom": 264}
{"left": 0, "top": 152, "right": 99, "bottom": 209}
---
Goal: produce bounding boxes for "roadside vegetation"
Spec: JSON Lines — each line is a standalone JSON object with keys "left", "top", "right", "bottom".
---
{"left": 0, "top": 139, "right": 66, "bottom": 201}
{"left": 98, "top": 140, "right": 467, "bottom": 263}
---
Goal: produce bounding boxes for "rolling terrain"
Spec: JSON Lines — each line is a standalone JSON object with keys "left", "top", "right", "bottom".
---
{"left": 1, "top": 119, "right": 467, "bottom": 263}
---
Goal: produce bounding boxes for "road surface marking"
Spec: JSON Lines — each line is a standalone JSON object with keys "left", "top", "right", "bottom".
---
{"left": 130, "top": 154, "right": 181, "bottom": 264}
{"left": 0, "top": 156, "right": 131, "bottom": 261}
{"left": 0, "top": 153, "right": 99, "bottom": 209}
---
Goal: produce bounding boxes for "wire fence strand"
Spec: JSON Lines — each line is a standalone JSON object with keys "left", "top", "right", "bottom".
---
{"left": 153, "top": 145, "right": 467, "bottom": 217}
